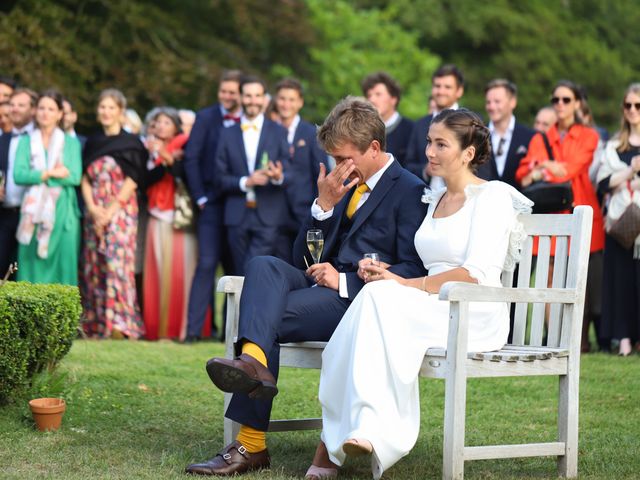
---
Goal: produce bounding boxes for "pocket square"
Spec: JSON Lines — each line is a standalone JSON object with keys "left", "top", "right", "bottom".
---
{"left": 297, "top": 139, "right": 306, "bottom": 147}
{"left": 516, "top": 145, "right": 527, "bottom": 154}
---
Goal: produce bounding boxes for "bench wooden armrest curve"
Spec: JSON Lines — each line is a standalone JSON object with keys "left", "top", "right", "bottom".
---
{"left": 217, "top": 275, "right": 245, "bottom": 294}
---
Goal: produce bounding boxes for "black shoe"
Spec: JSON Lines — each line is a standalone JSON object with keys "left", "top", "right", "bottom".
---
{"left": 183, "top": 335, "right": 201, "bottom": 344}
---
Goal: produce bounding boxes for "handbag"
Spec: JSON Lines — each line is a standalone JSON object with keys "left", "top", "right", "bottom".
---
{"left": 521, "top": 132, "right": 574, "bottom": 214}
{"left": 173, "top": 177, "right": 195, "bottom": 231}
{"left": 608, "top": 181, "right": 640, "bottom": 249}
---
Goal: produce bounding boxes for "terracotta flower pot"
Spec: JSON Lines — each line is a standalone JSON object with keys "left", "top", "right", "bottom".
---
{"left": 28, "top": 398, "right": 66, "bottom": 431}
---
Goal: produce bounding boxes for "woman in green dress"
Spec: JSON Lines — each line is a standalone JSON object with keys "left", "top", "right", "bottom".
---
{"left": 13, "top": 89, "right": 81, "bottom": 285}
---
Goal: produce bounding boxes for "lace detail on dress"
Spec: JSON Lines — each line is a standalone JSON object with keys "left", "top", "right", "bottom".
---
{"left": 465, "top": 181, "right": 533, "bottom": 272}
{"left": 421, "top": 187, "right": 446, "bottom": 204}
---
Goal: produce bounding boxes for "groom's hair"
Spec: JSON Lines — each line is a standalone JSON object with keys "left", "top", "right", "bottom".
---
{"left": 317, "top": 96, "right": 386, "bottom": 153}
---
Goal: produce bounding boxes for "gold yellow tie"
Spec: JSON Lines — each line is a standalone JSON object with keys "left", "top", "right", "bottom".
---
{"left": 346, "top": 184, "right": 370, "bottom": 219}
{"left": 241, "top": 123, "right": 258, "bottom": 132}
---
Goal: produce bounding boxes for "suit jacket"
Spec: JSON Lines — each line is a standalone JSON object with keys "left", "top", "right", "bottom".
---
{"left": 215, "top": 119, "right": 291, "bottom": 227}
{"left": 404, "top": 114, "right": 433, "bottom": 180}
{"left": 0, "top": 133, "right": 10, "bottom": 180}
{"left": 386, "top": 116, "right": 414, "bottom": 168}
{"left": 183, "top": 103, "right": 225, "bottom": 203}
{"left": 292, "top": 159, "right": 428, "bottom": 301}
{"left": 477, "top": 122, "right": 535, "bottom": 189}
{"left": 285, "top": 119, "right": 326, "bottom": 230}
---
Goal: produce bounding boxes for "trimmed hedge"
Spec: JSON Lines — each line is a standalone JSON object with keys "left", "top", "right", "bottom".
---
{"left": 0, "top": 282, "right": 81, "bottom": 403}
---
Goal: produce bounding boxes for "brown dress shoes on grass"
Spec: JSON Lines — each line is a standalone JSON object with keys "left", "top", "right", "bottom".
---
{"left": 185, "top": 441, "right": 270, "bottom": 476}
{"left": 206, "top": 353, "right": 278, "bottom": 400}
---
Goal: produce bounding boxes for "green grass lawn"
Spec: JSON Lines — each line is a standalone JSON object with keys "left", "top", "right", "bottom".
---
{"left": 1, "top": 340, "right": 638, "bottom": 479}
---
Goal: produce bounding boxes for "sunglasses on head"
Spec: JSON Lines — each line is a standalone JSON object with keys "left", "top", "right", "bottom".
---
{"left": 551, "top": 96, "right": 573, "bottom": 105}
{"left": 624, "top": 102, "right": 640, "bottom": 111}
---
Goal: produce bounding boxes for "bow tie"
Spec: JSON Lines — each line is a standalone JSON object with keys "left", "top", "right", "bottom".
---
{"left": 241, "top": 123, "right": 259, "bottom": 132}
{"left": 223, "top": 114, "right": 240, "bottom": 123}
{"left": 11, "top": 130, "right": 28, "bottom": 138}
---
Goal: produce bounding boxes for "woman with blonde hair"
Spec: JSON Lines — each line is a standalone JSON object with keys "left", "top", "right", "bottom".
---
{"left": 81, "top": 88, "right": 147, "bottom": 339}
{"left": 596, "top": 83, "right": 640, "bottom": 356}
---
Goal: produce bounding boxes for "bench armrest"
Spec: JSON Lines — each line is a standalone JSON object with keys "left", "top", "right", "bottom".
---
{"left": 438, "top": 281, "right": 578, "bottom": 304}
{"left": 217, "top": 275, "right": 245, "bottom": 294}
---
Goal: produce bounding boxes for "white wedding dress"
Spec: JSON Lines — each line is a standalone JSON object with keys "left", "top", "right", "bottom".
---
{"left": 319, "top": 181, "right": 532, "bottom": 479}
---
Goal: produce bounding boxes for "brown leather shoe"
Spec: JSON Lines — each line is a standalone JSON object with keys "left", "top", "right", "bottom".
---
{"left": 185, "top": 441, "right": 270, "bottom": 476}
{"left": 206, "top": 353, "right": 278, "bottom": 400}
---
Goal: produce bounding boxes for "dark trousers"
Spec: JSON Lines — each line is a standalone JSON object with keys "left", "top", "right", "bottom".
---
{"left": 225, "top": 255, "right": 351, "bottom": 430}
{"left": 186, "top": 201, "right": 233, "bottom": 338}
{"left": 226, "top": 209, "right": 280, "bottom": 275}
{"left": 0, "top": 206, "right": 20, "bottom": 279}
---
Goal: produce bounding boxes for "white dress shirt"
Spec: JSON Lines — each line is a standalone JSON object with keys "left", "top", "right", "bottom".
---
{"left": 287, "top": 115, "right": 300, "bottom": 145}
{"left": 239, "top": 114, "right": 265, "bottom": 198}
{"left": 489, "top": 115, "right": 516, "bottom": 177}
{"left": 4, "top": 122, "right": 35, "bottom": 207}
{"left": 311, "top": 154, "right": 395, "bottom": 298}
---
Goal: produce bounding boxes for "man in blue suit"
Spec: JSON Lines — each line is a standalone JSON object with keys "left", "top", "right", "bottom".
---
{"left": 273, "top": 77, "right": 326, "bottom": 261}
{"left": 183, "top": 70, "right": 243, "bottom": 342}
{"left": 215, "top": 75, "right": 291, "bottom": 275}
{"left": 477, "top": 79, "right": 534, "bottom": 189}
{"left": 405, "top": 64, "right": 464, "bottom": 187}
{"left": 361, "top": 71, "right": 414, "bottom": 167}
{"left": 185, "top": 97, "right": 428, "bottom": 476}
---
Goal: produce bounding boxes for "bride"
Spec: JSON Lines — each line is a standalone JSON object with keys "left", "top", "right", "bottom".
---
{"left": 305, "top": 108, "right": 533, "bottom": 479}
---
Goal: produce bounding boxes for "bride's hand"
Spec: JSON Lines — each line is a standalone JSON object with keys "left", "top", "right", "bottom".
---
{"left": 357, "top": 258, "right": 390, "bottom": 281}
{"left": 362, "top": 263, "right": 403, "bottom": 284}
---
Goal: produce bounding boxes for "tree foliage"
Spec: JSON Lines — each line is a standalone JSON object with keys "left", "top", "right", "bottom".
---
{"left": 1, "top": 0, "right": 638, "bottom": 131}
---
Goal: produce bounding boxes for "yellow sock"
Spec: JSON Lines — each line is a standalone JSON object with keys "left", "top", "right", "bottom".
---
{"left": 241, "top": 342, "right": 267, "bottom": 367}
{"left": 236, "top": 424, "right": 267, "bottom": 452}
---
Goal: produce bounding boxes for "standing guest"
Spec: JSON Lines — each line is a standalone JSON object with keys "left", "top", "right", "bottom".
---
{"left": 516, "top": 81, "right": 604, "bottom": 352}
{"left": 306, "top": 109, "right": 531, "bottom": 479}
{"left": 62, "top": 98, "right": 86, "bottom": 148}
{"left": 361, "top": 71, "right": 414, "bottom": 167}
{"left": 533, "top": 106, "right": 557, "bottom": 133}
{"left": 0, "top": 76, "right": 15, "bottom": 103}
{"left": 183, "top": 69, "right": 242, "bottom": 342}
{"left": 0, "top": 102, "right": 12, "bottom": 134}
{"left": 81, "top": 88, "right": 147, "bottom": 340}
{"left": 405, "top": 64, "right": 464, "bottom": 188}
{"left": 477, "top": 79, "right": 534, "bottom": 189}
{"left": 596, "top": 83, "right": 640, "bottom": 356}
{"left": 178, "top": 109, "right": 196, "bottom": 137}
{"left": 13, "top": 90, "right": 81, "bottom": 285}
{"left": 215, "top": 75, "right": 290, "bottom": 275}
{"left": 185, "top": 96, "right": 427, "bottom": 477}
{"left": 143, "top": 107, "right": 196, "bottom": 341}
{"left": 274, "top": 77, "right": 326, "bottom": 260}
{"left": 0, "top": 88, "right": 36, "bottom": 278}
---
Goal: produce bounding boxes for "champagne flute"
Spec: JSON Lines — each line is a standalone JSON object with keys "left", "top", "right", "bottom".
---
{"left": 362, "top": 252, "right": 380, "bottom": 281}
{"left": 306, "top": 229, "right": 324, "bottom": 264}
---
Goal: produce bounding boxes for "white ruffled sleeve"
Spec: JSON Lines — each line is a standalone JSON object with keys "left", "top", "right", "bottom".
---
{"left": 462, "top": 182, "right": 533, "bottom": 285}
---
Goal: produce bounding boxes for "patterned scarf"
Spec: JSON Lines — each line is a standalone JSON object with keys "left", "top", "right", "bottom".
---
{"left": 15, "top": 128, "right": 65, "bottom": 258}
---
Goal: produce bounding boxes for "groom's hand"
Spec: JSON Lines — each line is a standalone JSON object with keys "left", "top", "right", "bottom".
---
{"left": 306, "top": 262, "right": 339, "bottom": 290}
{"left": 316, "top": 161, "right": 359, "bottom": 211}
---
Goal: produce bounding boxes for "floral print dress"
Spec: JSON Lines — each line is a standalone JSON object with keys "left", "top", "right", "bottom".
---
{"left": 81, "top": 155, "right": 144, "bottom": 338}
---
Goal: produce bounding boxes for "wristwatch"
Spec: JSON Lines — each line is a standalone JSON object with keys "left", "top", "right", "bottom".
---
{"left": 531, "top": 170, "right": 543, "bottom": 182}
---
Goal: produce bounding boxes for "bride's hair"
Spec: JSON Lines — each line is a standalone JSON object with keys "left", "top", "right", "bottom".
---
{"left": 431, "top": 108, "right": 491, "bottom": 170}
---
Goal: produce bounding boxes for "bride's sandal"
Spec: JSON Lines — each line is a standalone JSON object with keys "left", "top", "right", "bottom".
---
{"left": 342, "top": 438, "right": 373, "bottom": 456}
{"left": 305, "top": 465, "right": 338, "bottom": 479}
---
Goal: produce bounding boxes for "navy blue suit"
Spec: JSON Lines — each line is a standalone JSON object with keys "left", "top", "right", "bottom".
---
{"left": 405, "top": 114, "right": 434, "bottom": 180}
{"left": 183, "top": 104, "right": 234, "bottom": 338}
{"left": 225, "top": 159, "right": 428, "bottom": 430}
{"left": 215, "top": 119, "right": 291, "bottom": 274}
{"left": 0, "top": 133, "right": 19, "bottom": 278}
{"left": 278, "top": 119, "right": 326, "bottom": 262}
{"left": 476, "top": 122, "right": 535, "bottom": 190}
{"left": 386, "top": 116, "right": 414, "bottom": 168}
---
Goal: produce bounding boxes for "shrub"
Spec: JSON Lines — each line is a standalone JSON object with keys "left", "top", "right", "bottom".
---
{"left": 0, "top": 282, "right": 81, "bottom": 403}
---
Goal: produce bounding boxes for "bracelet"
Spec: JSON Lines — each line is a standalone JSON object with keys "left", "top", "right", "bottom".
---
{"left": 421, "top": 275, "right": 428, "bottom": 292}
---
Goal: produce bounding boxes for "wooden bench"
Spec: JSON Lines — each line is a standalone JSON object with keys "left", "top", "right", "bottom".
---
{"left": 217, "top": 206, "right": 593, "bottom": 479}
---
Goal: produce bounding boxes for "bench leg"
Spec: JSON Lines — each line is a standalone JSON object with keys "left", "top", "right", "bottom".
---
{"left": 442, "top": 302, "right": 468, "bottom": 480}
{"left": 557, "top": 369, "right": 579, "bottom": 478}
{"left": 223, "top": 391, "right": 240, "bottom": 445}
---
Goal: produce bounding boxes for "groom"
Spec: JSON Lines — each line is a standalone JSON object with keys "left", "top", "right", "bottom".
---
{"left": 186, "top": 96, "right": 428, "bottom": 476}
